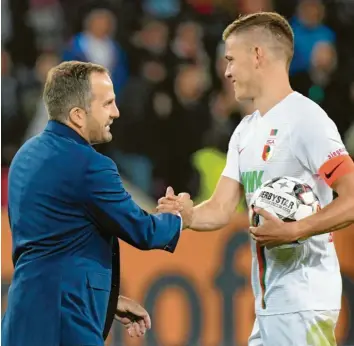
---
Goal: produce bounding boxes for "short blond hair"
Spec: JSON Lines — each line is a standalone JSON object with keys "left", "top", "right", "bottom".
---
{"left": 223, "top": 12, "right": 294, "bottom": 67}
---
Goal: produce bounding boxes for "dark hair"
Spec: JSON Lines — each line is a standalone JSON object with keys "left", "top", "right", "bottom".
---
{"left": 43, "top": 61, "right": 108, "bottom": 121}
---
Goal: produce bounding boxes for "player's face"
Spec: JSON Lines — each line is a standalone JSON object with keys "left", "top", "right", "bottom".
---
{"left": 224, "top": 35, "right": 258, "bottom": 101}
{"left": 86, "top": 72, "right": 120, "bottom": 144}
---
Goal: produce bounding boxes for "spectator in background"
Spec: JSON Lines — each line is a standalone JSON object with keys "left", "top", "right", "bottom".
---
{"left": 164, "top": 64, "right": 211, "bottom": 197}
{"left": 237, "top": 0, "right": 273, "bottom": 14}
{"left": 193, "top": 42, "right": 254, "bottom": 204}
{"left": 23, "top": 52, "right": 60, "bottom": 140}
{"left": 1, "top": 50, "right": 25, "bottom": 166}
{"left": 187, "top": 0, "right": 215, "bottom": 16}
{"left": 142, "top": 0, "right": 181, "bottom": 19}
{"left": 129, "top": 18, "right": 172, "bottom": 75}
{"left": 290, "top": 0, "right": 335, "bottom": 75}
{"left": 1, "top": 0, "right": 13, "bottom": 45}
{"left": 109, "top": 57, "right": 171, "bottom": 195}
{"left": 26, "top": 0, "right": 64, "bottom": 52}
{"left": 62, "top": 8, "right": 128, "bottom": 100}
{"left": 291, "top": 41, "right": 353, "bottom": 137}
{"left": 207, "top": 42, "right": 245, "bottom": 153}
{"left": 171, "top": 20, "right": 209, "bottom": 67}
{"left": 109, "top": 19, "right": 173, "bottom": 195}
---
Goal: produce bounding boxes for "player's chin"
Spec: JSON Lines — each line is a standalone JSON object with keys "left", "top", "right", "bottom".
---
{"left": 234, "top": 88, "right": 250, "bottom": 102}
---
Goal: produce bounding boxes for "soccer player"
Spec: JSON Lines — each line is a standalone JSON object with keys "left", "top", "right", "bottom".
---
{"left": 158, "top": 12, "right": 354, "bottom": 346}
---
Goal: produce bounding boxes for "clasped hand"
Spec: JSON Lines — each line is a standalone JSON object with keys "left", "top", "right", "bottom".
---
{"left": 156, "top": 187, "right": 194, "bottom": 229}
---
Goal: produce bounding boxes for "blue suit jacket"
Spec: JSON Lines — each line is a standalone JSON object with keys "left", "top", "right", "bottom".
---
{"left": 2, "top": 120, "right": 182, "bottom": 346}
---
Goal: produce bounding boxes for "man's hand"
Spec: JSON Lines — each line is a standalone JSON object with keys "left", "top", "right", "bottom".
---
{"left": 156, "top": 187, "right": 194, "bottom": 229}
{"left": 115, "top": 296, "right": 151, "bottom": 338}
{"left": 249, "top": 208, "right": 300, "bottom": 248}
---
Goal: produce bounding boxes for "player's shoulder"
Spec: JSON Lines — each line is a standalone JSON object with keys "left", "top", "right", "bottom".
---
{"left": 289, "top": 92, "right": 335, "bottom": 127}
{"left": 228, "top": 113, "right": 255, "bottom": 144}
{"left": 290, "top": 92, "right": 328, "bottom": 120}
{"left": 234, "top": 112, "right": 258, "bottom": 134}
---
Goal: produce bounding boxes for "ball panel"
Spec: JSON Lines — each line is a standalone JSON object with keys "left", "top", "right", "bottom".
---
{"left": 298, "top": 191, "right": 316, "bottom": 205}
{"left": 250, "top": 176, "right": 320, "bottom": 249}
{"left": 294, "top": 204, "right": 314, "bottom": 221}
{"left": 272, "top": 178, "right": 296, "bottom": 194}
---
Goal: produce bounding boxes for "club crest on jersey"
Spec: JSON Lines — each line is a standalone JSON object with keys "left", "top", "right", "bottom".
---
{"left": 262, "top": 129, "right": 278, "bottom": 161}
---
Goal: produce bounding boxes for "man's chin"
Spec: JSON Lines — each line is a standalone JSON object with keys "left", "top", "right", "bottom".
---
{"left": 234, "top": 91, "right": 251, "bottom": 103}
{"left": 91, "top": 133, "right": 113, "bottom": 145}
{"left": 103, "top": 133, "right": 113, "bottom": 143}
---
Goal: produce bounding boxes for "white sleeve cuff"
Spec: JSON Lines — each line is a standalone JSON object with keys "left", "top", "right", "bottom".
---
{"left": 177, "top": 212, "right": 183, "bottom": 231}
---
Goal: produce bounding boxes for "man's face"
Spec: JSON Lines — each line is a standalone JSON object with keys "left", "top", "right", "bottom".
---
{"left": 88, "top": 11, "right": 114, "bottom": 38}
{"left": 86, "top": 72, "right": 119, "bottom": 144}
{"left": 224, "top": 34, "right": 259, "bottom": 102}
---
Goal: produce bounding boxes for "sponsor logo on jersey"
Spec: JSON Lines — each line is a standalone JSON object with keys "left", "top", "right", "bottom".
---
{"left": 241, "top": 170, "right": 264, "bottom": 193}
{"left": 327, "top": 147, "right": 348, "bottom": 160}
{"left": 262, "top": 129, "right": 278, "bottom": 161}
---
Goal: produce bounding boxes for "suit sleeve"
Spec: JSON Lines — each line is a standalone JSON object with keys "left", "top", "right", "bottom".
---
{"left": 291, "top": 112, "right": 353, "bottom": 186}
{"left": 85, "top": 154, "right": 181, "bottom": 252}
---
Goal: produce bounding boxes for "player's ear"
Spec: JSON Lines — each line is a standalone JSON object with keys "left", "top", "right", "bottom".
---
{"left": 69, "top": 107, "right": 86, "bottom": 128}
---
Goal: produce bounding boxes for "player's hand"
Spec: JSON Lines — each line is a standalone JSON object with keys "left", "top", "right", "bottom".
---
{"left": 115, "top": 296, "right": 151, "bottom": 338}
{"left": 249, "top": 208, "right": 299, "bottom": 248}
{"left": 156, "top": 187, "right": 194, "bottom": 229}
{"left": 156, "top": 187, "right": 183, "bottom": 214}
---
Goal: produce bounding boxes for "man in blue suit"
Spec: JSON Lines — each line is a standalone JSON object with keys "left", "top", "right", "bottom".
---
{"left": 2, "top": 61, "right": 192, "bottom": 346}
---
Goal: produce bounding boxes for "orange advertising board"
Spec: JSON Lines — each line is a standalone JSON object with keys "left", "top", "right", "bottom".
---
{"left": 2, "top": 211, "right": 354, "bottom": 346}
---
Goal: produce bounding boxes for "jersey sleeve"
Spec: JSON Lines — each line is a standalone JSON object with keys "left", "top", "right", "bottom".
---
{"left": 222, "top": 127, "right": 241, "bottom": 183}
{"left": 291, "top": 112, "right": 354, "bottom": 187}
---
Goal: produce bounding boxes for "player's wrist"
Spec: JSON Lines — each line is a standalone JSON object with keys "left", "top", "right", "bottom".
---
{"left": 293, "top": 219, "right": 311, "bottom": 240}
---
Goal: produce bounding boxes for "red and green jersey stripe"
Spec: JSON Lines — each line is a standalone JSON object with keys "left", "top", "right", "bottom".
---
{"left": 256, "top": 244, "right": 267, "bottom": 309}
{"left": 270, "top": 129, "right": 278, "bottom": 136}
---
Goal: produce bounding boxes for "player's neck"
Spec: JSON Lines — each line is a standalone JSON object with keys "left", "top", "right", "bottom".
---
{"left": 254, "top": 73, "right": 293, "bottom": 117}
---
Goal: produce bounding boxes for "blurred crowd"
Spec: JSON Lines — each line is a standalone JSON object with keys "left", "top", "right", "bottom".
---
{"left": 2, "top": 0, "right": 354, "bottom": 201}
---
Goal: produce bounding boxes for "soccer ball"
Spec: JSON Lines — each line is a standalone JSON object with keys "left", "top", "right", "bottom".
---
{"left": 249, "top": 176, "right": 321, "bottom": 248}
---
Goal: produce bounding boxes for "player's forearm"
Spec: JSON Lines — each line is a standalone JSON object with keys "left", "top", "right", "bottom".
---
{"left": 189, "top": 199, "right": 234, "bottom": 232}
{"left": 296, "top": 195, "right": 354, "bottom": 238}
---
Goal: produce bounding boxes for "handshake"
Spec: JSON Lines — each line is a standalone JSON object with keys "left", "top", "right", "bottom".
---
{"left": 156, "top": 187, "right": 194, "bottom": 229}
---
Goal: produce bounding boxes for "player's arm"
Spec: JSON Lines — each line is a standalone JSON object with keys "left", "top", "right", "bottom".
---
{"left": 295, "top": 157, "right": 354, "bottom": 238}
{"left": 189, "top": 175, "right": 242, "bottom": 231}
{"left": 292, "top": 113, "right": 354, "bottom": 239}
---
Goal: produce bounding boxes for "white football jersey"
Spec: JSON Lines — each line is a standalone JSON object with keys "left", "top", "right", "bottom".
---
{"left": 223, "top": 91, "right": 347, "bottom": 315}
